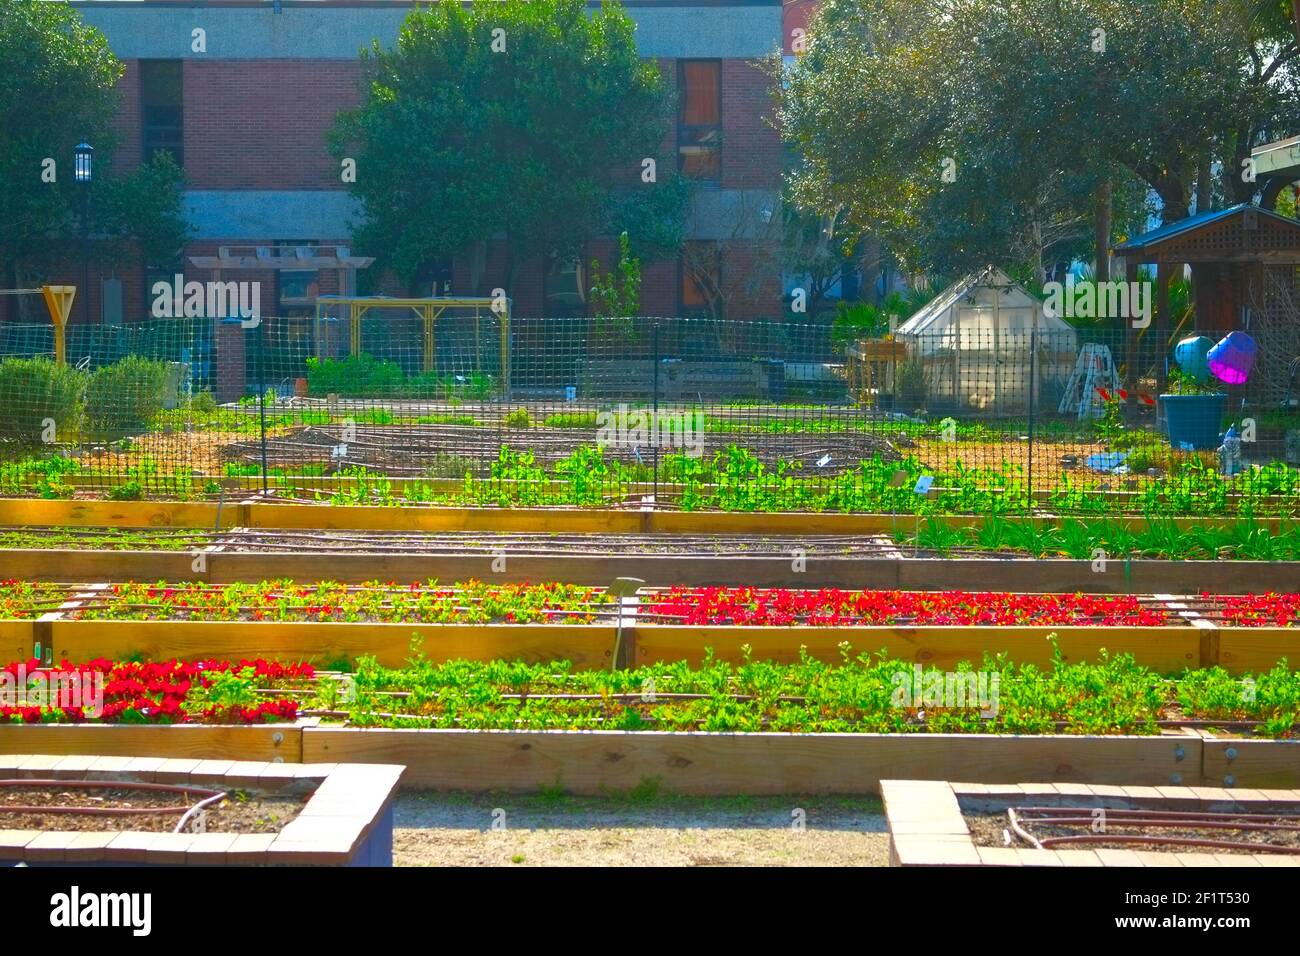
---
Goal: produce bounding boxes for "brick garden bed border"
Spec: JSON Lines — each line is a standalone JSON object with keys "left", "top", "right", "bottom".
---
{"left": 883, "top": 779, "right": 1300, "bottom": 867}
{"left": 0, "top": 754, "right": 403, "bottom": 866}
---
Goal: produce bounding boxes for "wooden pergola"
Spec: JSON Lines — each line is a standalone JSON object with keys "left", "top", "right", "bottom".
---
{"left": 187, "top": 244, "right": 375, "bottom": 295}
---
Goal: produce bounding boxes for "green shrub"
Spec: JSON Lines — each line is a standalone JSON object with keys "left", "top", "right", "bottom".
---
{"left": 0, "top": 358, "right": 85, "bottom": 445}
{"left": 107, "top": 480, "right": 144, "bottom": 501}
{"left": 306, "top": 354, "right": 405, "bottom": 397}
{"left": 406, "top": 370, "right": 496, "bottom": 399}
{"left": 503, "top": 407, "right": 531, "bottom": 428}
{"left": 830, "top": 302, "right": 890, "bottom": 352}
{"left": 190, "top": 388, "right": 218, "bottom": 414}
{"left": 895, "top": 360, "right": 927, "bottom": 411}
{"left": 424, "top": 451, "right": 478, "bottom": 479}
{"left": 306, "top": 354, "right": 497, "bottom": 400}
{"left": 543, "top": 411, "right": 598, "bottom": 428}
{"left": 84, "top": 357, "right": 171, "bottom": 438}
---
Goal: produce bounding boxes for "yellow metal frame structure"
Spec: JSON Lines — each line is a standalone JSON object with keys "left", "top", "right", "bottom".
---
{"left": 41, "top": 285, "right": 77, "bottom": 365}
{"left": 313, "top": 295, "right": 510, "bottom": 391}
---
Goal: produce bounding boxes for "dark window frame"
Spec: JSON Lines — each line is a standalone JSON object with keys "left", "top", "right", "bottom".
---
{"left": 275, "top": 240, "right": 318, "bottom": 317}
{"left": 544, "top": 246, "right": 589, "bottom": 318}
{"left": 143, "top": 249, "right": 185, "bottom": 318}
{"left": 677, "top": 59, "right": 722, "bottom": 183}
{"left": 680, "top": 240, "right": 722, "bottom": 319}
{"left": 140, "top": 59, "right": 184, "bottom": 169}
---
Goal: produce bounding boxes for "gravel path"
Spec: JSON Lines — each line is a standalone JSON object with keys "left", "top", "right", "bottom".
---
{"left": 392, "top": 792, "right": 890, "bottom": 867}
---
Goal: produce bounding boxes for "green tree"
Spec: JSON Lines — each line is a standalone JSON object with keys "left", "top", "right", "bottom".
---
{"left": 0, "top": 0, "right": 188, "bottom": 311}
{"left": 589, "top": 231, "right": 641, "bottom": 316}
{"left": 332, "top": 0, "right": 685, "bottom": 294}
{"left": 780, "top": 0, "right": 1297, "bottom": 280}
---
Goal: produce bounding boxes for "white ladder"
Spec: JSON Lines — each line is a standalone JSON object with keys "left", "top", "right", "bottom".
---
{"left": 1059, "top": 344, "right": 1120, "bottom": 419}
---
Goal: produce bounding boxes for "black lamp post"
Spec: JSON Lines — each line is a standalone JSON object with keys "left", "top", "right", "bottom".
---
{"left": 74, "top": 142, "right": 93, "bottom": 324}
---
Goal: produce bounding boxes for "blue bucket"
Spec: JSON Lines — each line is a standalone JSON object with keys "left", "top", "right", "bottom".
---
{"left": 1160, "top": 393, "right": 1226, "bottom": 450}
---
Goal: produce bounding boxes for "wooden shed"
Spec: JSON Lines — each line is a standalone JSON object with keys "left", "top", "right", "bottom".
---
{"left": 1112, "top": 204, "right": 1300, "bottom": 402}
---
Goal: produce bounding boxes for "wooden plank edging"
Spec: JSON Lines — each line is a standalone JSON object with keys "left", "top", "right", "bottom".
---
{"left": 45, "top": 620, "right": 618, "bottom": 669}
{"left": 0, "top": 497, "right": 1291, "bottom": 535}
{"left": 0, "top": 722, "right": 304, "bottom": 762}
{"left": 301, "top": 727, "right": 1205, "bottom": 794}
{"left": 0, "top": 724, "right": 1291, "bottom": 795}
{"left": 3, "top": 547, "right": 1299, "bottom": 597}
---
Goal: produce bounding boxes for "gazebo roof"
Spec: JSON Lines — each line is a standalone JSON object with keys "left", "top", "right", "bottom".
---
{"left": 1112, "top": 204, "right": 1300, "bottom": 263}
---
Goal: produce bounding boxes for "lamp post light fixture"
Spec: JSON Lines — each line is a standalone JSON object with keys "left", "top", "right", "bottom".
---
{"left": 74, "top": 142, "right": 93, "bottom": 183}
{"left": 74, "top": 142, "right": 93, "bottom": 324}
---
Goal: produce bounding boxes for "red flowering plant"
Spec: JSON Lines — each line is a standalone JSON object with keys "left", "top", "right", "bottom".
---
{"left": 0, "top": 657, "right": 314, "bottom": 725}
{"left": 0, "top": 580, "right": 70, "bottom": 619}
{"left": 1217, "top": 593, "right": 1300, "bottom": 628}
{"left": 641, "top": 588, "right": 1174, "bottom": 627}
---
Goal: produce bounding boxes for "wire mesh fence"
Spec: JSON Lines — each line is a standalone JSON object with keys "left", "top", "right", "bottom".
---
{"left": 0, "top": 313, "right": 1297, "bottom": 515}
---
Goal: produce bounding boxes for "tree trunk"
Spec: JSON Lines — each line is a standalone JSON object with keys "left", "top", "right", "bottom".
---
{"left": 1094, "top": 180, "right": 1112, "bottom": 282}
{"left": 1195, "top": 156, "right": 1213, "bottom": 214}
{"left": 860, "top": 235, "right": 883, "bottom": 305}
{"left": 1156, "top": 183, "right": 1190, "bottom": 225}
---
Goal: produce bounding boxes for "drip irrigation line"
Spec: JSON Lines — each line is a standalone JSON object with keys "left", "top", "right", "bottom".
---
{"left": 0, "top": 779, "right": 225, "bottom": 827}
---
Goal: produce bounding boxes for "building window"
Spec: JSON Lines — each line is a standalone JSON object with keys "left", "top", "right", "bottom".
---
{"left": 678, "top": 60, "right": 721, "bottom": 182}
{"left": 276, "top": 241, "right": 318, "bottom": 317}
{"left": 416, "top": 258, "right": 453, "bottom": 298}
{"left": 545, "top": 254, "right": 586, "bottom": 318}
{"left": 681, "top": 241, "right": 721, "bottom": 318}
{"left": 144, "top": 250, "right": 184, "bottom": 318}
{"left": 140, "top": 60, "right": 183, "bottom": 168}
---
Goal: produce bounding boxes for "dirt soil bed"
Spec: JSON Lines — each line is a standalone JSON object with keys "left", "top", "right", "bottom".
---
{"left": 226, "top": 423, "right": 905, "bottom": 476}
{"left": 965, "top": 810, "right": 1300, "bottom": 855}
{"left": 0, "top": 783, "right": 308, "bottom": 834}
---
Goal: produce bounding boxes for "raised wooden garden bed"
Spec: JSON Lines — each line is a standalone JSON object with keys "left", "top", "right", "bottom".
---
{"left": 4, "top": 547, "right": 1300, "bottom": 595}
{"left": 0, "top": 498, "right": 1291, "bottom": 535}
{"left": 5, "top": 582, "right": 1293, "bottom": 673}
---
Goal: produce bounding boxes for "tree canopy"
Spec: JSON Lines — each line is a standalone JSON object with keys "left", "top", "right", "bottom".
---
{"left": 0, "top": 0, "right": 188, "bottom": 295}
{"left": 332, "top": 0, "right": 686, "bottom": 291}
{"left": 780, "top": 0, "right": 1300, "bottom": 280}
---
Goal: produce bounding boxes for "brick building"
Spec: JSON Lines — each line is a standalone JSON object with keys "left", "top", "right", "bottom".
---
{"left": 29, "top": 0, "right": 786, "bottom": 335}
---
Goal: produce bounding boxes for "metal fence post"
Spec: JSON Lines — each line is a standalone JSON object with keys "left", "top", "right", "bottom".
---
{"left": 652, "top": 318, "right": 661, "bottom": 505}
{"left": 257, "top": 318, "right": 269, "bottom": 495}
{"left": 1027, "top": 326, "right": 1037, "bottom": 515}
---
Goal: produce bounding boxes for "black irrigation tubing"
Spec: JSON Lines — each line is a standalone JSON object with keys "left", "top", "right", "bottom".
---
{"left": 205, "top": 529, "right": 902, "bottom": 557}
{"left": 1, "top": 526, "right": 904, "bottom": 556}
{"left": 0, "top": 779, "right": 225, "bottom": 825}
{"left": 303, "top": 711, "right": 1291, "bottom": 736}
{"left": 1015, "top": 807, "right": 1300, "bottom": 832}
{"left": 7, "top": 524, "right": 1300, "bottom": 562}
{"left": 295, "top": 708, "right": 1296, "bottom": 735}
{"left": 48, "top": 609, "right": 1222, "bottom": 627}
{"left": 1036, "top": 834, "right": 1300, "bottom": 853}
{"left": 17, "top": 582, "right": 617, "bottom": 601}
